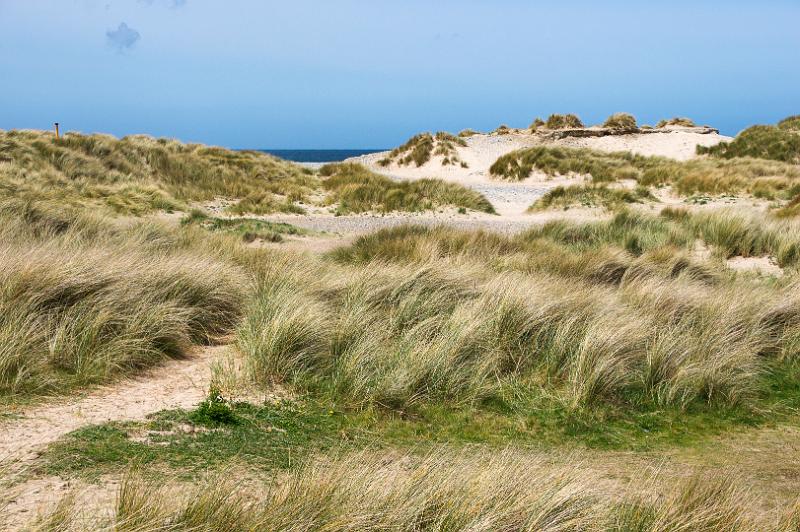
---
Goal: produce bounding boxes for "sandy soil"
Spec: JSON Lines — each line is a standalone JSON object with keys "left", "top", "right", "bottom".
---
{"left": 345, "top": 128, "right": 731, "bottom": 217}
{"left": 0, "top": 345, "right": 227, "bottom": 465}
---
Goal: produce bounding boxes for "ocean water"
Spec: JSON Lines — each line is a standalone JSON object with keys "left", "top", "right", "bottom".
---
{"left": 256, "top": 149, "right": 386, "bottom": 163}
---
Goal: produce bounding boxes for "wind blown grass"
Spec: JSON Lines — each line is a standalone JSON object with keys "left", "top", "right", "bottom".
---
{"left": 0, "top": 129, "right": 317, "bottom": 215}
{"left": 0, "top": 201, "right": 247, "bottom": 397}
{"left": 530, "top": 183, "right": 655, "bottom": 211}
{"left": 698, "top": 115, "right": 800, "bottom": 163}
{"left": 234, "top": 209, "right": 800, "bottom": 413}
{"left": 319, "top": 163, "right": 495, "bottom": 214}
{"left": 16, "top": 450, "right": 795, "bottom": 531}
{"left": 490, "top": 145, "right": 800, "bottom": 197}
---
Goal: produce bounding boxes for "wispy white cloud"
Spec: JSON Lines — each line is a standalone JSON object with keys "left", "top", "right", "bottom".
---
{"left": 106, "top": 22, "right": 140, "bottom": 51}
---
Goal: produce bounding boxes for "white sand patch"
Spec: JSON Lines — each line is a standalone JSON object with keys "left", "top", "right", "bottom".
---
{"left": 726, "top": 256, "right": 783, "bottom": 276}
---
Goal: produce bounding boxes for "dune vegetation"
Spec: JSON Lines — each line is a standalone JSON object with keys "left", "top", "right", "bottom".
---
{"left": 4, "top": 123, "right": 800, "bottom": 528}
{"left": 698, "top": 117, "right": 800, "bottom": 163}
{"left": 490, "top": 144, "right": 800, "bottom": 198}
{"left": 530, "top": 183, "right": 655, "bottom": 211}
{"left": 657, "top": 117, "right": 696, "bottom": 128}
{"left": 0, "top": 199, "right": 246, "bottom": 397}
{"left": 0, "top": 129, "right": 318, "bottom": 216}
{"left": 319, "top": 162, "right": 493, "bottom": 214}
{"left": 602, "top": 112, "right": 638, "bottom": 130}
{"left": 378, "top": 131, "right": 468, "bottom": 167}
{"left": 20, "top": 450, "right": 798, "bottom": 531}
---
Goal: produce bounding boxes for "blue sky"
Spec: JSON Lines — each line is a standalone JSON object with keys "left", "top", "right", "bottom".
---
{"left": 1, "top": 1, "right": 798, "bottom": 148}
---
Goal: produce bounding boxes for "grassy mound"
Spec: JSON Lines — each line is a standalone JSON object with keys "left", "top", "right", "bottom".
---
{"left": 657, "top": 117, "right": 696, "bottom": 128}
{"left": 0, "top": 129, "right": 317, "bottom": 215}
{"left": 697, "top": 116, "right": 800, "bottom": 163}
{"left": 603, "top": 113, "right": 638, "bottom": 130}
{"left": 490, "top": 145, "right": 800, "bottom": 197}
{"left": 180, "top": 209, "right": 308, "bottom": 243}
{"left": 778, "top": 115, "right": 800, "bottom": 131}
{"left": 319, "top": 163, "right": 494, "bottom": 214}
{"left": 233, "top": 209, "right": 800, "bottom": 413}
{"left": 379, "top": 131, "right": 467, "bottom": 167}
{"left": 0, "top": 201, "right": 246, "bottom": 396}
{"left": 530, "top": 184, "right": 655, "bottom": 211}
{"left": 545, "top": 113, "right": 585, "bottom": 129}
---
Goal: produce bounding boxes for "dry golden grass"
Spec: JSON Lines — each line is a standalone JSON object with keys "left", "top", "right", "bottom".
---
{"left": 11, "top": 450, "right": 798, "bottom": 531}
{"left": 0, "top": 198, "right": 247, "bottom": 396}
{"left": 0, "top": 129, "right": 318, "bottom": 216}
{"left": 490, "top": 144, "right": 800, "bottom": 198}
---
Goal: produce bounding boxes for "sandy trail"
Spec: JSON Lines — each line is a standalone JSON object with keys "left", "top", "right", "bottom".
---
{"left": 0, "top": 345, "right": 225, "bottom": 465}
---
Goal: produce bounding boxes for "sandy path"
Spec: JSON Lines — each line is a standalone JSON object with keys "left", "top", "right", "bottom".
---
{"left": 0, "top": 346, "right": 225, "bottom": 465}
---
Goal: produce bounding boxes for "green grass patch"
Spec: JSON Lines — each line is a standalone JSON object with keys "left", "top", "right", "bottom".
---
{"left": 698, "top": 116, "right": 800, "bottom": 163}
{"left": 41, "top": 362, "right": 800, "bottom": 481}
{"left": 181, "top": 209, "right": 308, "bottom": 243}
{"left": 530, "top": 184, "right": 655, "bottom": 211}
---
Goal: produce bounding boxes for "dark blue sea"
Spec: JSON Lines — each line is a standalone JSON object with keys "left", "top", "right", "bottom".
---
{"left": 256, "top": 149, "right": 386, "bottom": 163}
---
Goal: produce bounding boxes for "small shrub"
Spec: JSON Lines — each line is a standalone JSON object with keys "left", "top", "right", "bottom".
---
{"left": 656, "top": 117, "right": 696, "bottom": 128}
{"left": 545, "top": 114, "right": 584, "bottom": 129}
{"left": 190, "top": 388, "right": 239, "bottom": 426}
{"left": 603, "top": 113, "right": 638, "bottom": 130}
{"left": 529, "top": 118, "right": 545, "bottom": 131}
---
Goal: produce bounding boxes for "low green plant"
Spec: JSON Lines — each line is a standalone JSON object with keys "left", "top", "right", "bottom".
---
{"left": 189, "top": 388, "right": 239, "bottom": 426}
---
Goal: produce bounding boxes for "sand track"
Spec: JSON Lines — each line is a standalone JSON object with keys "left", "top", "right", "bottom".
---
{"left": 0, "top": 346, "right": 225, "bottom": 465}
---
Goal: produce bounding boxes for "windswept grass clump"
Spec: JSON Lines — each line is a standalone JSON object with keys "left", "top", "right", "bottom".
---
{"left": 457, "top": 128, "right": 479, "bottom": 138}
{"left": 545, "top": 113, "right": 585, "bottom": 129}
{"left": 0, "top": 201, "right": 247, "bottom": 397}
{"left": 776, "top": 193, "right": 800, "bottom": 218}
{"left": 319, "top": 163, "right": 494, "bottom": 214}
{"left": 657, "top": 117, "right": 696, "bottom": 128}
{"left": 0, "top": 129, "right": 317, "bottom": 215}
{"left": 491, "top": 144, "right": 800, "bottom": 197}
{"left": 17, "top": 451, "right": 786, "bottom": 531}
{"left": 180, "top": 209, "right": 307, "bottom": 243}
{"left": 698, "top": 116, "right": 800, "bottom": 163}
{"left": 779, "top": 115, "right": 800, "bottom": 131}
{"left": 236, "top": 209, "right": 800, "bottom": 413}
{"left": 490, "top": 146, "right": 647, "bottom": 182}
{"left": 603, "top": 112, "right": 638, "bottom": 130}
{"left": 381, "top": 131, "right": 467, "bottom": 167}
{"left": 530, "top": 184, "right": 655, "bottom": 211}
{"left": 529, "top": 117, "right": 546, "bottom": 131}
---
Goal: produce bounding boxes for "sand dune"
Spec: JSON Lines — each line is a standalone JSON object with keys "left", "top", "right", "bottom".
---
{"left": 346, "top": 127, "right": 731, "bottom": 216}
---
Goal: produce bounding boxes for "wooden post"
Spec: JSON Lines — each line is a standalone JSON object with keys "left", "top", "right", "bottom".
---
{"left": 54, "top": 122, "right": 60, "bottom": 139}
